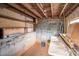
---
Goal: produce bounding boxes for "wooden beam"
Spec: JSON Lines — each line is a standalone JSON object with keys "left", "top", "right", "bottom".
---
{"left": 33, "top": 19, "right": 36, "bottom": 31}
{"left": 65, "top": 4, "right": 79, "bottom": 17}
{"left": 21, "top": 3, "right": 42, "bottom": 19}
{"left": 1, "top": 3, "right": 35, "bottom": 19}
{"left": 39, "top": 3, "right": 48, "bottom": 18}
{"left": 24, "top": 15, "right": 27, "bottom": 33}
{"left": 51, "top": 3, "right": 54, "bottom": 18}
{"left": 1, "top": 27, "right": 33, "bottom": 29}
{"left": 36, "top": 3, "right": 47, "bottom": 18}
{"left": 0, "top": 14, "right": 33, "bottom": 23}
{"left": 7, "top": 3, "right": 38, "bottom": 19}
{"left": 59, "top": 3, "right": 69, "bottom": 17}
{"left": 17, "top": 4, "right": 39, "bottom": 19}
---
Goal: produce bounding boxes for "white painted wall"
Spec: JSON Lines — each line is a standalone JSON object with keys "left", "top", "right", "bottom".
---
{"left": 0, "top": 32, "right": 36, "bottom": 56}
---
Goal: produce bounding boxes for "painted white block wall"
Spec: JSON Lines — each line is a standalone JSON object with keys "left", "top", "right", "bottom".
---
{"left": 36, "top": 19, "right": 62, "bottom": 42}
{"left": 0, "top": 32, "right": 36, "bottom": 56}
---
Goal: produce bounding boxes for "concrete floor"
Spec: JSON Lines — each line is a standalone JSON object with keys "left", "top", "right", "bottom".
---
{"left": 21, "top": 41, "right": 49, "bottom": 56}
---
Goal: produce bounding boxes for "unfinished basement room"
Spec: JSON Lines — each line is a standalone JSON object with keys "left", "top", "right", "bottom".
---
{"left": 0, "top": 3, "right": 79, "bottom": 56}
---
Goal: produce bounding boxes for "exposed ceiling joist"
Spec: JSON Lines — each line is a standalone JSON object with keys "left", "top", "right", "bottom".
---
{"left": 7, "top": 3, "right": 38, "bottom": 19}
{"left": 59, "top": 3, "right": 69, "bottom": 17}
{"left": 21, "top": 3, "right": 42, "bottom": 19}
{"left": 2, "top": 3, "right": 35, "bottom": 19}
{"left": 0, "top": 14, "right": 33, "bottom": 23}
{"left": 51, "top": 3, "right": 54, "bottom": 18}
{"left": 36, "top": 3, "right": 47, "bottom": 18}
{"left": 18, "top": 4, "right": 40, "bottom": 19}
{"left": 0, "top": 3, "right": 79, "bottom": 20}
{"left": 65, "top": 4, "right": 79, "bottom": 17}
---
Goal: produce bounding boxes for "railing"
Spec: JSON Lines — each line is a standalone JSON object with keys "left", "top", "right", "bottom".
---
{"left": 59, "top": 33, "right": 79, "bottom": 56}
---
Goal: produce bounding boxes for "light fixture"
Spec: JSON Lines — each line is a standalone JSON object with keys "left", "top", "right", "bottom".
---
{"left": 70, "top": 19, "right": 79, "bottom": 24}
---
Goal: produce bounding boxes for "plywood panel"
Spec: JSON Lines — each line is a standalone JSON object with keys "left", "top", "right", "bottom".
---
{"left": 71, "top": 24, "right": 79, "bottom": 47}
{"left": 0, "top": 8, "right": 33, "bottom": 21}
{"left": 3, "top": 28, "right": 24, "bottom": 35}
{"left": 67, "top": 24, "right": 79, "bottom": 47}
{"left": 0, "top": 17, "right": 25, "bottom": 27}
{"left": 67, "top": 24, "right": 75, "bottom": 38}
{"left": 66, "top": 7, "right": 79, "bottom": 47}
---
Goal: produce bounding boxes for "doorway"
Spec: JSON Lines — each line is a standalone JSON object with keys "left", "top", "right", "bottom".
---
{"left": 0, "top": 28, "right": 4, "bottom": 39}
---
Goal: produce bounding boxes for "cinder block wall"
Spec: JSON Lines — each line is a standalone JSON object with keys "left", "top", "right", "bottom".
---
{"left": 36, "top": 19, "right": 62, "bottom": 42}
